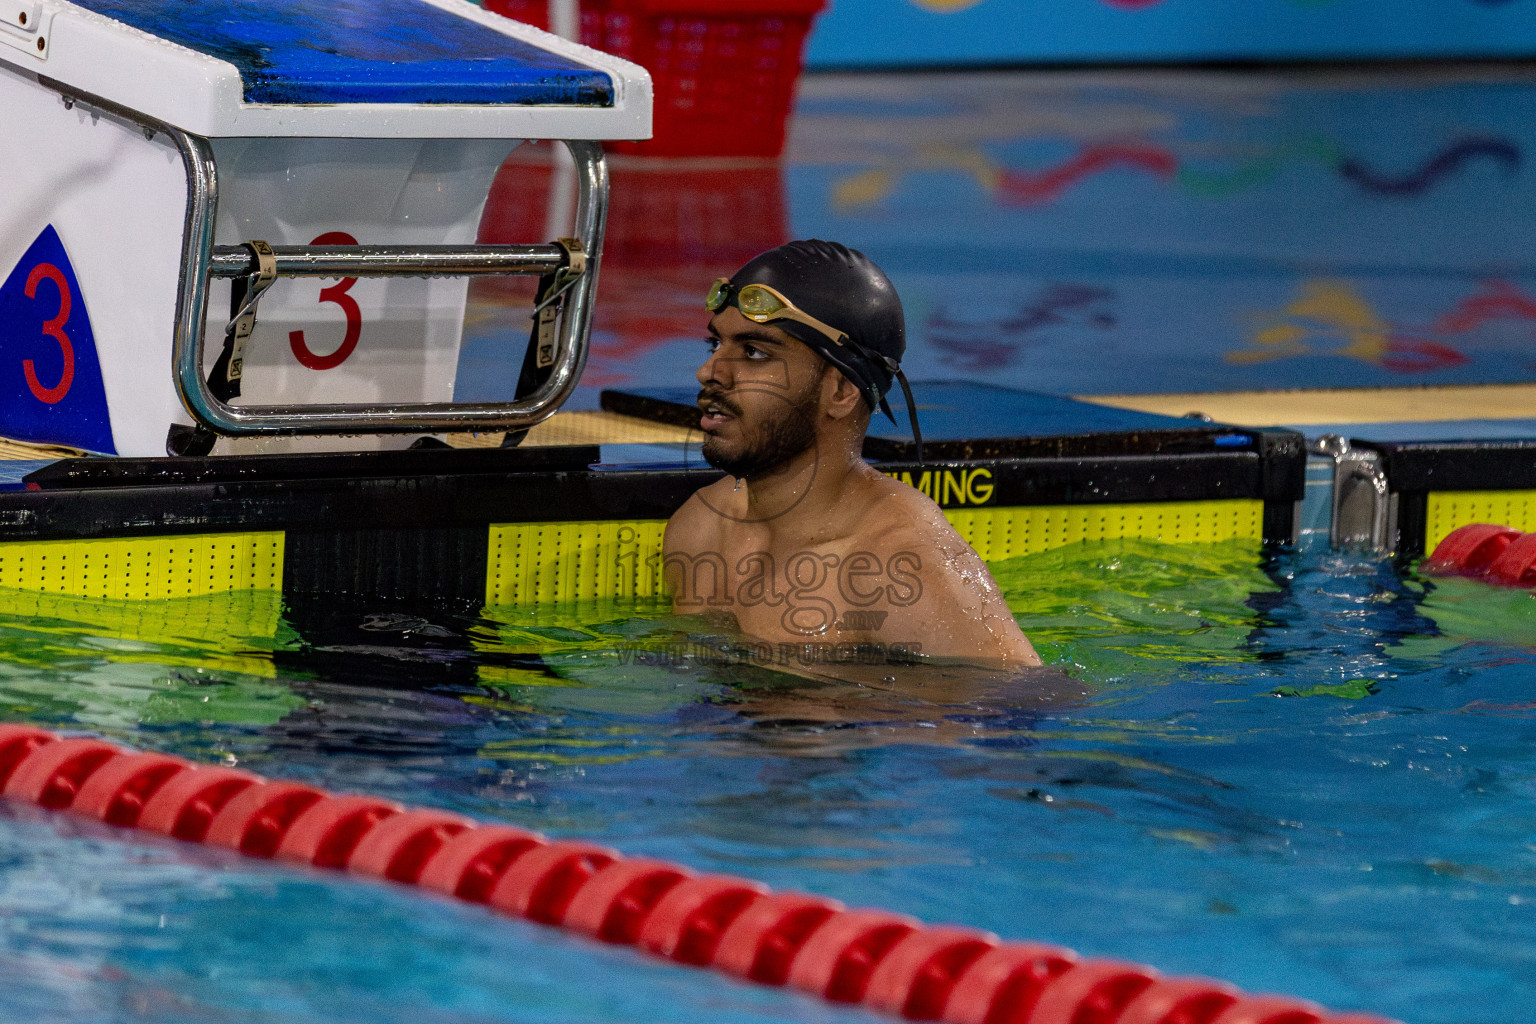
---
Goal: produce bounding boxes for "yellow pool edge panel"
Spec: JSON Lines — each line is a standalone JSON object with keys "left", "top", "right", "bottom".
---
{"left": 0, "top": 500, "right": 1265, "bottom": 606}
{"left": 11, "top": 493, "right": 1536, "bottom": 605}
{"left": 947, "top": 500, "right": 1263, "bottom": 563}
{"left": 0, "top": 532, "right": 284, "bottom": 601}
{"left": 1425, "top": 490, "right": 1536, "bottom": 555}
{"left": 486, "top": 499, "right": 1264, "bottom": 606}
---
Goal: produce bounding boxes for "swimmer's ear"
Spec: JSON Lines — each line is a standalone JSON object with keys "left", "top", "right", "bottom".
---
{"left": 822, "top": 367, "right": 866, "bottom": 421}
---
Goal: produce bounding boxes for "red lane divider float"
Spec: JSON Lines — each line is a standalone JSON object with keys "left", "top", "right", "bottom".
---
{"left": 0, "top": 723, "right": 1399, "bottom": 1024}
{"left": 1423, "top": 522, "right": 1536, "bottom": 585}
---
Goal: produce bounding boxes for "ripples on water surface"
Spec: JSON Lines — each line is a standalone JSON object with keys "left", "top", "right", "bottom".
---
{"left": 0, "top": 539, "right": 1532, "bottom": 1024}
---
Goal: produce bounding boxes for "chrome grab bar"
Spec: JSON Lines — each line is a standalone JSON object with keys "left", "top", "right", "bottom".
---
{"left": 173, "top": 136, "right": 607, "bottom": 437}
{"left": 42, "top": 77, "right": 610, "bottom": 440}
{"left": 205, "top": 243, "right": 573, "bottom": 279}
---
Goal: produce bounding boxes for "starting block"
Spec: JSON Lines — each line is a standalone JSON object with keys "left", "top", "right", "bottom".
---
{"left": 0, "top": 0, "right": 649, "bottom": 456}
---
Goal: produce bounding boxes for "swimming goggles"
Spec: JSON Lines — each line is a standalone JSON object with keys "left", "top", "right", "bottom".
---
{"left": 706, "top": 278, "right": 849, "bottom": 349}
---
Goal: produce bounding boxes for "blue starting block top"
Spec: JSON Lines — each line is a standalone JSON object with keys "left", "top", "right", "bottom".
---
{"left": 619, "top": 382, "right": 1252, "bottom": 444}
{"left": 862, "top": 382, "right": 1244, "bottom": 443}
{"left": 71, "top": 0, "right": 613, "bottom": 106}
{"left": 603, "top": 381, "right": 1268, "bottom": 462}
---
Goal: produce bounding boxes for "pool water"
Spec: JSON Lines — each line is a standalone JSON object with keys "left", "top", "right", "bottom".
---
{"left": 0, "top": 538, "right": 1532, "bottom": 1024}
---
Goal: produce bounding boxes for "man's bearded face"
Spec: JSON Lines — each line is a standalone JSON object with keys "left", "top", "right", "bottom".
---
{"left": 695, "top": 310, "right": 830, "bottom": 479}
{"left": 698, "top": 376, "right": 821, "bottom": 478}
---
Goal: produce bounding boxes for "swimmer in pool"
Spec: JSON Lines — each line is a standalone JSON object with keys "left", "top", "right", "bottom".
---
{"left": 663, "top": 240, "right": 1041, "bottom": 670}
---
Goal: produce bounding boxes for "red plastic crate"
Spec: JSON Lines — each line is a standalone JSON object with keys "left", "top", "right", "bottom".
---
{"left": 483, "top": 0, "right": 549, "bottom": 25}
{"left": 485, "top": 0, "right": 824, "bottom": 158}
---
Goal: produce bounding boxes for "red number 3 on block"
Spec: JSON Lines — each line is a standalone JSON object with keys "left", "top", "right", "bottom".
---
{"left": 289, "top": 231, "right": 361, "bottom": 370}
{"left": 24, "top": 262, "right": 74, "bottom": 404}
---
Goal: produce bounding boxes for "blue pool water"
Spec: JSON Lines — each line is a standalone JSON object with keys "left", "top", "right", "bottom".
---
{"left": 0, "top": 538, "right": 1531, "bottom": 1023}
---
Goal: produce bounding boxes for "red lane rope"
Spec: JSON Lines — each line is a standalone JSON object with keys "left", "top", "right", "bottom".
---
{"left": 0, "top": 724, "right": 1399, "bottom": 1024}
{"left": 1423, "top": 523, "right": 1536, "bottom": 585}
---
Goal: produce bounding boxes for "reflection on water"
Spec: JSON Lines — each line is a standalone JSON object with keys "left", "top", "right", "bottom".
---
{"left": 0, "top": 539, "right": 1532, "bottom": 1022}
{"left": 994, "top": 537, "right": 1278, "bottom": 675}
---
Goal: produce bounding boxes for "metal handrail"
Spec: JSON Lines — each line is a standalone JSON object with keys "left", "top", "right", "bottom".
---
{"left": 206, "top": 243, "right": 572, "bottom": 279}
{"left": 42, "top": 77, "right": 610, "bottom": 439}
{"left": 172, "top": 136, "right": 608, "bottom": 436}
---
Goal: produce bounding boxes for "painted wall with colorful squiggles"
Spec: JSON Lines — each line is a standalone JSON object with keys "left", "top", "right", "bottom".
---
{"left": 804, "top": 0, "right": 1535, "bottom": 68}
{"left": 463, "top": 69, "right": 1536, "bottom": 404}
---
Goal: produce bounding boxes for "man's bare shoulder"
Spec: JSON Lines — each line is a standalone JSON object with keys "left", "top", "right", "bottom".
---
{"left": 855, "top": 468, "right": 1040, "bottom": 666}
{"left": 664, "top": 478, "right": 731, "bottom": 553}
{"left": 858, "top": 469, "right": 971, "bottom": 550}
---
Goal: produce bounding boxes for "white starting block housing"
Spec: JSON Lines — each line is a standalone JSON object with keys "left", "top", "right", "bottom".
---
{"left": 0, "top": 0, "right": 649, "bottom": 456}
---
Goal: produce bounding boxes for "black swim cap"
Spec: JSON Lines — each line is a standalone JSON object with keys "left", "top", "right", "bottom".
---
{"left": 726, "top": 240, "right": 907, "bottom": 422}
